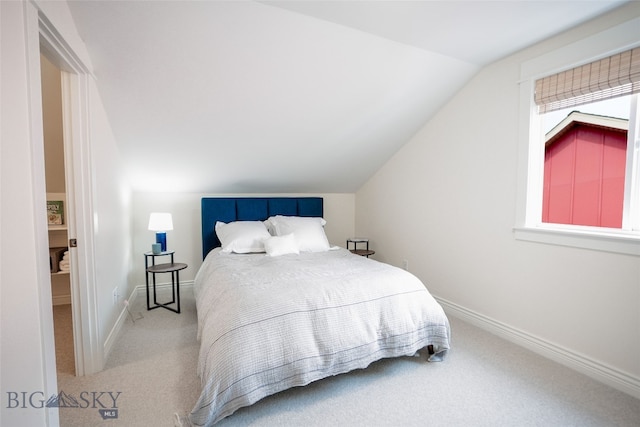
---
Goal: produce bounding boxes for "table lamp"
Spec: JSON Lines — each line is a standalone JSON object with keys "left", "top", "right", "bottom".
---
{"left": 148, "top": 212, "right": 173, "bottom": 252}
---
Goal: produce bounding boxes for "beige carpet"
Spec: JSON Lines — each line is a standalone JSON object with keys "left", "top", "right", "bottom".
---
{"left": 56, "top": 287, "right": 640, "bottom": 427}
{"left": 53, "top": 304, "right": 75, "bottom": 376}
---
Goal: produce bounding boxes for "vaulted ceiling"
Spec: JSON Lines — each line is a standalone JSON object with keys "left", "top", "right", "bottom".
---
{"left": 67, "top": 0, "right": 626, "bottom": 193}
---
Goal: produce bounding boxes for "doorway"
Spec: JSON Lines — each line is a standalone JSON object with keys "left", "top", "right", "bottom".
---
{"left": 41, "top": 52, "right": 76, "bottom": 377}
{"left": 38, "top": 16, "right": 103, "bottom": 377}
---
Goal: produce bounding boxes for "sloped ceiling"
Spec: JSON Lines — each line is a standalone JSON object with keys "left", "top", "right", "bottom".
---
{"left": 67, "top": 0, "right": 626, "bottom": 193}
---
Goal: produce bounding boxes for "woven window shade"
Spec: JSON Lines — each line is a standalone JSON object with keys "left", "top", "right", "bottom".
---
{"left": 535, "top": 47, "right": 640, "bottom": 113}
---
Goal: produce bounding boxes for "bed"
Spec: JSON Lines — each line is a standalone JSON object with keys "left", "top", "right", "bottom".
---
{"left": 189, "top": 197, "right": 450, "bottom": 426}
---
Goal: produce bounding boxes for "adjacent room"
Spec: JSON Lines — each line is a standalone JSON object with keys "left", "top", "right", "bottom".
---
{"left": 2, "top": 1, "right": 639, "bottom": 426}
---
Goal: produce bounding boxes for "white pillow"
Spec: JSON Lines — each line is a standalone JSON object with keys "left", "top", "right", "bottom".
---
{"left": 266, "top": 216, "right": 330, "bottom": 252}
{"left": 264, "top": 233, "right": 299, "bottom": 256}
{"left": 215, "top": 221, "right": 270, "bottom": 253}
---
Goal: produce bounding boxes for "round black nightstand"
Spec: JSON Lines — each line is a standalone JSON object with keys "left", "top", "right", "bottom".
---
{"left": 145, "top": 251, "right": 186, "bottom": 313}
{"left": 346, "top": 238, "right": 375, "bottom": 258}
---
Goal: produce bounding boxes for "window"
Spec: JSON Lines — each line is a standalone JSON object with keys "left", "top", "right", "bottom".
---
{"left": 515, "top": 20, "right": 640, "bottom": 256}
{"left": 541, "top": 96, "right": 636, "bottom": 229}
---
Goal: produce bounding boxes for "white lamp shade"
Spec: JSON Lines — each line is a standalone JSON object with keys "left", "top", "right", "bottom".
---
{"left": 148, "top": 213, "right": 173, "bottom": 231}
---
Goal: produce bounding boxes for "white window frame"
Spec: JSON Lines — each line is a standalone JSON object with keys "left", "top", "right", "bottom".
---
{"left": 514, "top": 17, "right": 640, "bottom": 256}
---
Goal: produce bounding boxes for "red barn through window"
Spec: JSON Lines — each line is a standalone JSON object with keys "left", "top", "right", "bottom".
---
{"left": 543, "top": 112, "right": 628, "bottom": 228}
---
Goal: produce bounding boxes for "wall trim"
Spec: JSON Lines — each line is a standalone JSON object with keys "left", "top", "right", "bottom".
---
{"left": 436, "top": 296, "right": 640, "bottom": 400}
{"left": 136, "top": 280, "right": 194, "bottom": 296}
{"left": 103, "top": 281, "right": 194, "bottom": 362}
{"left": 103, "top": 286, "right": 138, "bottom": 361}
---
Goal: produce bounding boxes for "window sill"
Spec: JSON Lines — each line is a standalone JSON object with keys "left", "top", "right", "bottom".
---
{"left": 513, "top": 225, "right": 640, "bottom": 256}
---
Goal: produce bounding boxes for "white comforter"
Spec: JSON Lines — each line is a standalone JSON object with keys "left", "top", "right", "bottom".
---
{"left": 189, "top": 248, "right": 450, "bottom": 426}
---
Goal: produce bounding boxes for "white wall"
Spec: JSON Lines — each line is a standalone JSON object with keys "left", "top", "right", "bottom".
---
{"left": 1, "top": 1, "right": 131, "bottom": 425}
{"left": 356, "top": 3, "right": 640, "bottom": 397}
{"left": 89, "top": 82, "right": 133, "bottom": 343}
{"left": 130, "top": 193, "right": 355, "bottom": 286}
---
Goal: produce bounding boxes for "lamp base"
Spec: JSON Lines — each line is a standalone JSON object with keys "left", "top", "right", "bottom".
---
{"left": 155, "top": 232, "right": 167, "bottom": 252}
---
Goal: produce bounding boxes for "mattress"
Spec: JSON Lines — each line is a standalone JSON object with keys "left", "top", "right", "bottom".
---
{"left": 189, "top": 247, "right": 450, "bottom": 426}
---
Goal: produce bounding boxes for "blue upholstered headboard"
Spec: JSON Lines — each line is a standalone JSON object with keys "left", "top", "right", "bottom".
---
{"left": 201, "top": 197, "right": 324, "bottom": 259}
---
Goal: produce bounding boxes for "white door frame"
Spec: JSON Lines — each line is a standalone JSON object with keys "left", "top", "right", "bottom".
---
{"left": 38, "top": 10, "right": 103, "bottom": 376}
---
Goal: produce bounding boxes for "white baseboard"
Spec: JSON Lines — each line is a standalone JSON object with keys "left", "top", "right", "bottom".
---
{"left": 435, "top": 296, "right": 640, "bottom": 400}
{"left": 103, "top": 286, "right": 139, "bottom": 360}
{"left": 137, "top": 280, "right": 194, "bottom": 296}
{"left": 103, "top": 281, "right": 194, "bottom": 361}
